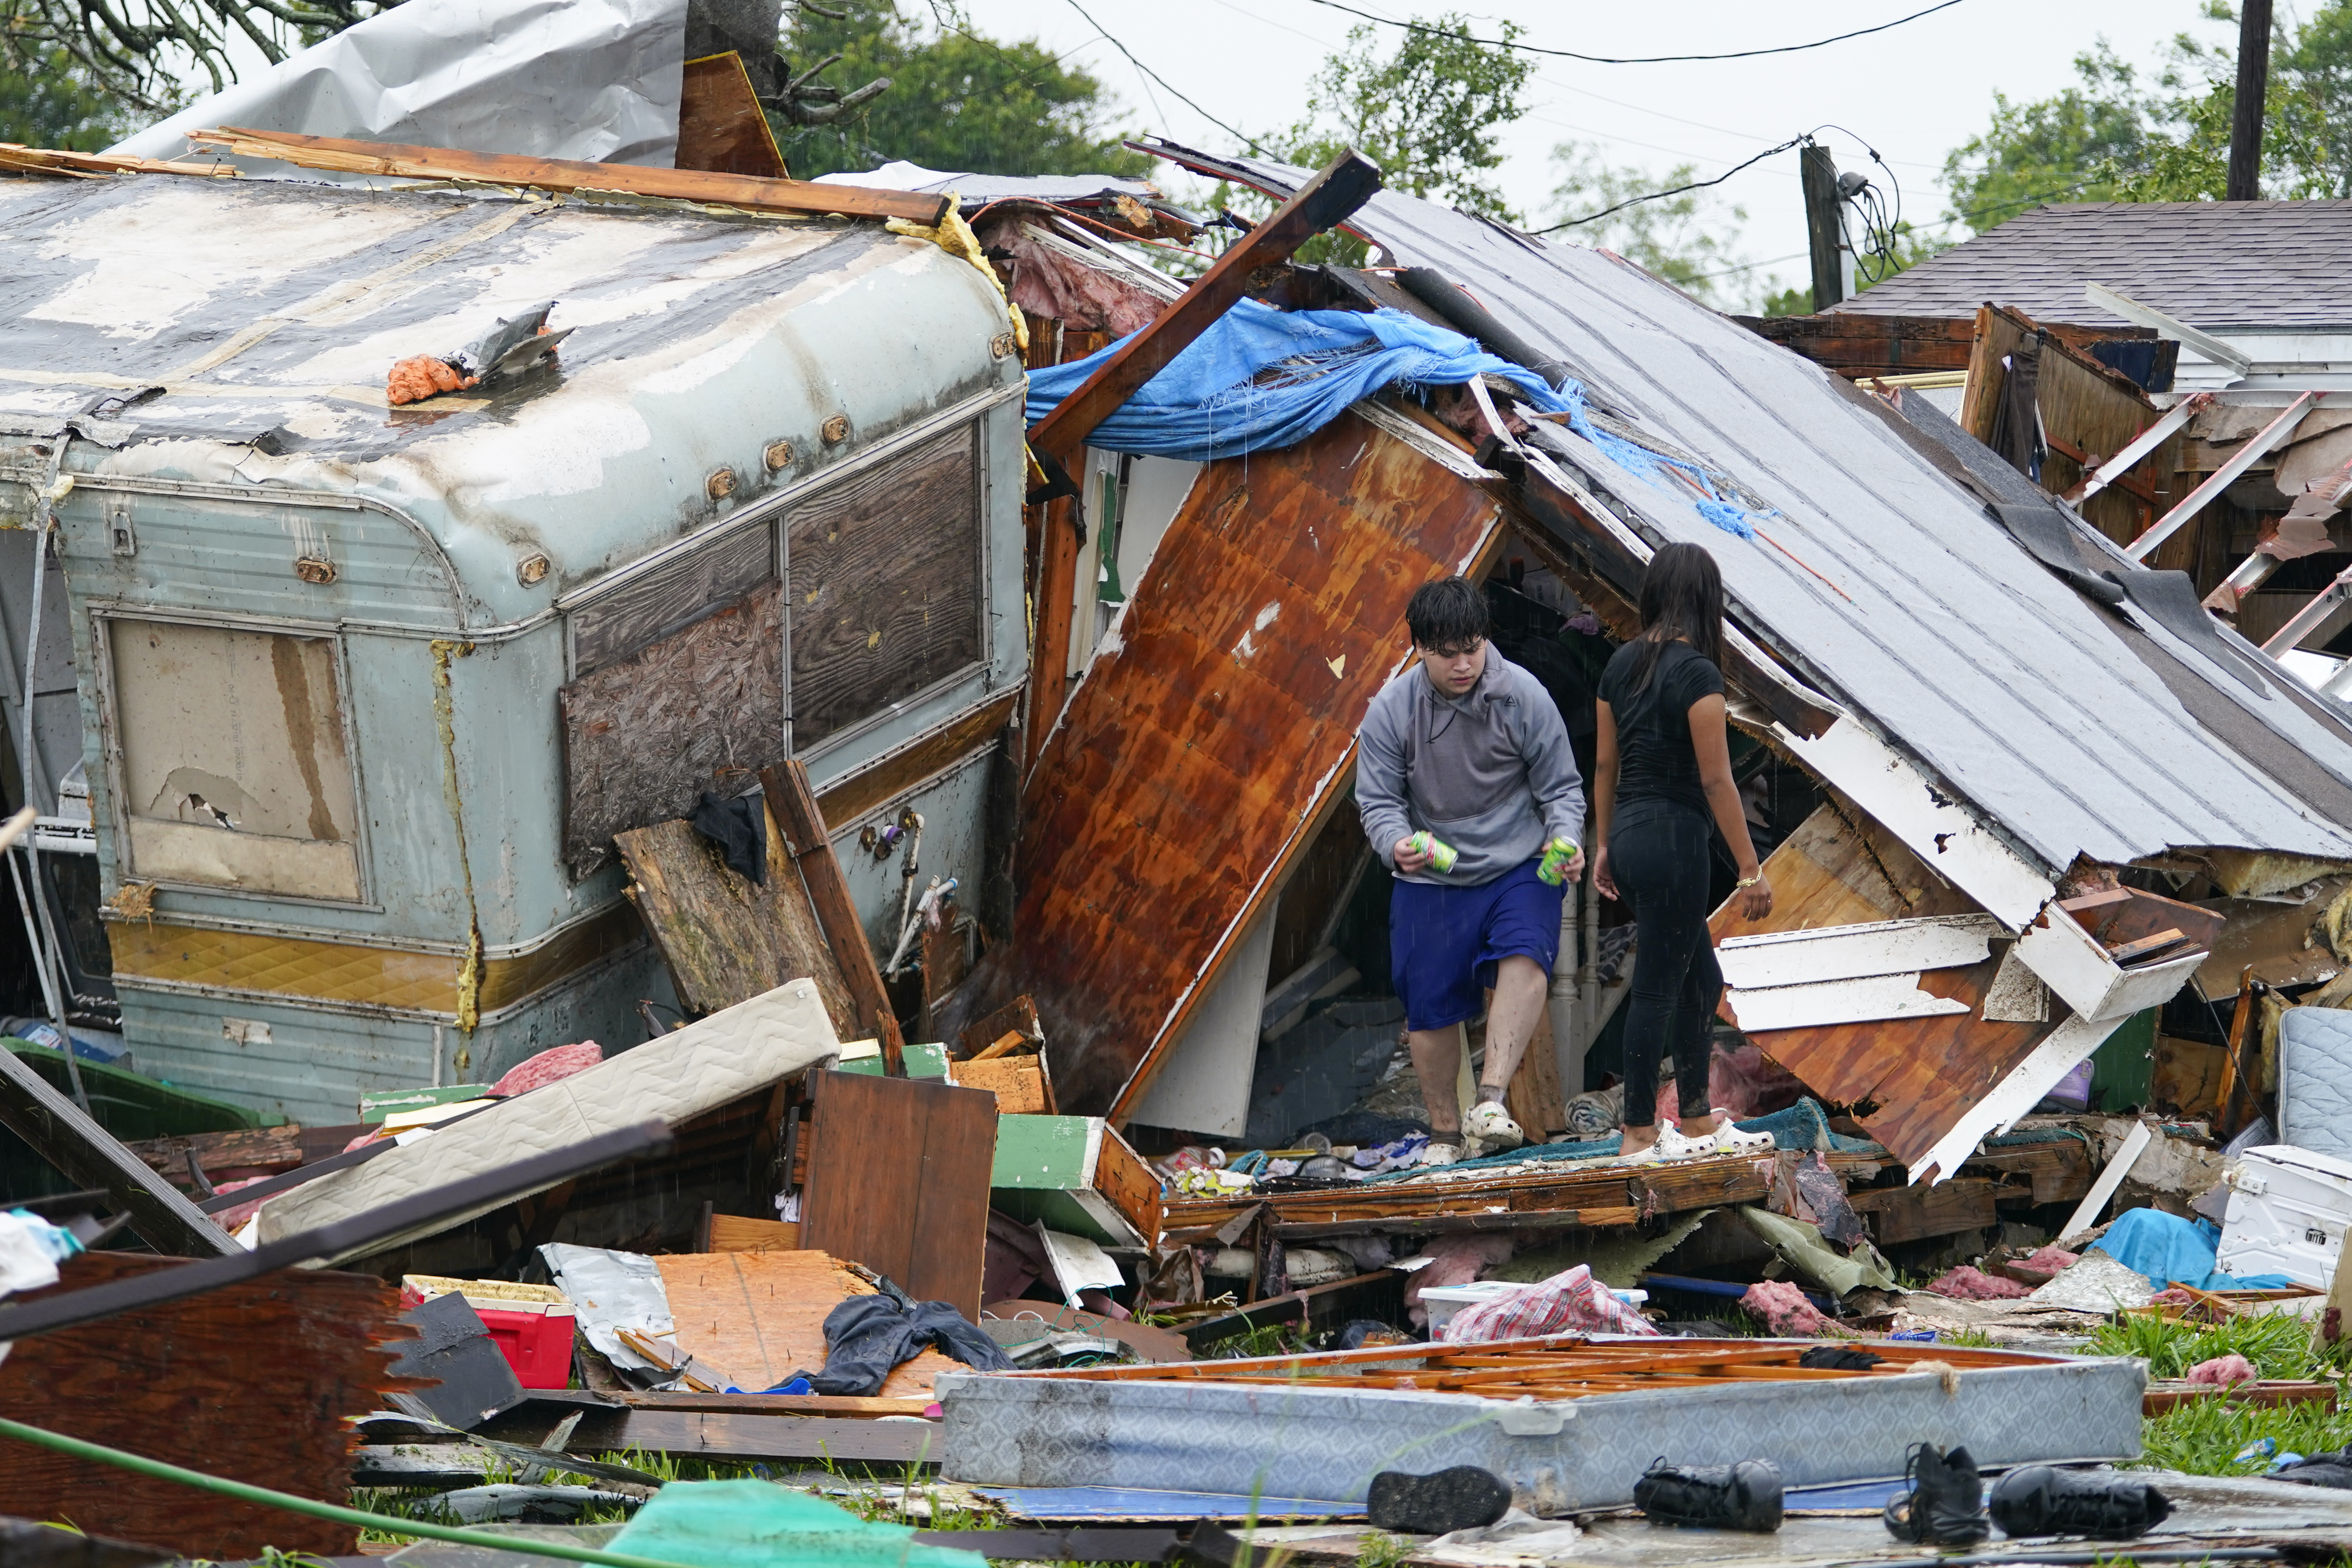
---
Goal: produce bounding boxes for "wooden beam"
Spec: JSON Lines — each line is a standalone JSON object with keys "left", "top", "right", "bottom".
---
{"left": 1025, "top": 148, "right": 1382, "bottom": 467}
{"left": 185, "top": 127, "right": 948, "bottom": 225}
{"left": 1846, "top": 1176, "right": 1999, "bottom": 1245}
{"left": 0, "top": 1047, "right": 237, "bottom": 1257}
{"left": 762, "top": 759, "right": 907, "bottom": 1073}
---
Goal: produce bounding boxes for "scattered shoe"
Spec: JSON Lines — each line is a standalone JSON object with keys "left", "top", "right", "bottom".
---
{"left": 1988, "top": 1465, "right": 2170, "bottom": 1539}
{"left": 1417, "top": 1140, "right": 1462, "bottom": 1168}
{"left": 1618, "top": 1137, "right": 1665, "bottom": 1166}
{"left": 1462, "top": 1098, "right": 1526, "bottom": 1152}
{"left": 1654, "top": 1124, "right": 1712, "bottom": 1160}
{"left": 1368, "top": 1466, "right": 1513, "bottom": 1535}
{"left": 1632, "top": 1456, "right": 1784, "bottom": 1532}
{"left": 1883, "top": 1443, "right": 1989, "bottom": 1545}
{"left": 1704, "top": 1119, "right": 1775, "bottom": 1154}
{"left": 2277, "top": 1451, "right": 2352, "bottom": 1490}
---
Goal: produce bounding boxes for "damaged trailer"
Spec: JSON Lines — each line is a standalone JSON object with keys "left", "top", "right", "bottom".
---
{"left": 997, "top": 139, "right": 2352, "bottom": 1192}
{"left": 0, "top": 148, "right": 1030, "bottom": 1123}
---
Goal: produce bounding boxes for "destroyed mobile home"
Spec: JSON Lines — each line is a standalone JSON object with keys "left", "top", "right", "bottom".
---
{"left": 10, "top": 63, "right": 2352, "bottom": 1568}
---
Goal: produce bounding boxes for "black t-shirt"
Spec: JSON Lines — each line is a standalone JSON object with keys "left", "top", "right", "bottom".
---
{"left": 1599, "top": 639, "right": 1724, "bottom": 820}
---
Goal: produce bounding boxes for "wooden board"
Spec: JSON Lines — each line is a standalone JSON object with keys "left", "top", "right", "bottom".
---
{"left": 1735, "top": 311, "right": 2157, "bottom": 377}
{"left": 614, "top": 803, "right": 858, "bottom": 1028}
{"left": 0, "top": 1253, "right": 412, "bottom": 1556}
{"left": 800, "top": 1070, "right": 997, "bottom": 1317}
{"left": 708, "top": 1213, "right": 803, "bottom": 1252}
{"left": 656, "top": 1249, "right": 960, "bottom": 1396}
{"left": 1010, "top": 407, "right": 1503, "bottom": 1113}
{"left": 559, "top": 579, "right": 784, "bottom": 876}
{"left": 126, "top": 1124, "right": 304, "bottom": 1192}
{"left": 1846, "top": 1176, "right": 2000, "bottom": 1245}
{"left": 787, "top": 422, "right": 981, "bottom": 746}
{"left": 815, "top": 689, "right": 1019, "bottom": 834}
{"left": 676, "top": 52, "right": 789, "bottom": 179}
{"left": 952, "top": 1055, "right": 1049, "bottom": 1112}
{"left": 1708, "top": 797, "right": 2056, "bottom": 1167}
{"left": 763, "top": 760, "right": 905, "bottom": 1066}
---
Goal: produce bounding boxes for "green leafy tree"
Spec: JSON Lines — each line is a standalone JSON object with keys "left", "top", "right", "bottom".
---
{"left": 0, "top": 49, "right": 133, "bottom": 148}
{"left": 775, "top": 0, "right": 1150, "bottom": 180}
{"left": 1546, "top": 141, "right": 1758, "bottom": 308}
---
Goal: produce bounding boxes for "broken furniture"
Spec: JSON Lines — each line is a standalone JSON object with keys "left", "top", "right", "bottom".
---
{"left": 989, "top": 1114, "right": 1163, "bottom": 1252}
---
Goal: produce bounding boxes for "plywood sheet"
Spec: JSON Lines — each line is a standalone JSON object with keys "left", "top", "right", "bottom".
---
{"left": 676, "top": 52, "right": 789, "bottom": 180}
{"left": 560, "top": 580, "right": 784, "bottom": 875}
{"left": 615, "top": 802, "right": 858, "bottom": 1030}
{"left": 657, "top": 1249, "right": 959, "bottom": 1396}
{"left": 1009, "top": 407, "right": 1501, "bottom": 1113}
{"left": 1709, "top": 798, "right": 2057, "bottom": 1165}
{"left": 799, "top": 1069, "right": 997, "bottom": 1318}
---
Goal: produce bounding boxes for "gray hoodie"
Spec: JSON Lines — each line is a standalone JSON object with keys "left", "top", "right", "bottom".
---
{"left": 1357, "top": 649, "right": 1586, "bottom": 886}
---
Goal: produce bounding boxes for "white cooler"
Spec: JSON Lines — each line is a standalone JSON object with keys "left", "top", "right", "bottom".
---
{"left": 2215, "top": 1144, "right": 2352, "bottom": 1289}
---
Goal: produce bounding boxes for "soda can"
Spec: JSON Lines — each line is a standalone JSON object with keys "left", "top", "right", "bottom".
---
{"left": 1537, "top": 835, "right": 1581, "bottom": 886}
{"left": 1407, "top": 830, "right": 1459, "bottom": 874}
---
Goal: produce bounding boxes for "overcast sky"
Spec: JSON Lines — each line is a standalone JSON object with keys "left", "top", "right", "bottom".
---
{"left": 957, "top": 0, "right": 2225, "bottom": 306}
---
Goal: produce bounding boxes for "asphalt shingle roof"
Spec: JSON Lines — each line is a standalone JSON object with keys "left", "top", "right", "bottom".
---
{"left": 1828, "top": 200, "right": 2352, "bottom": 329}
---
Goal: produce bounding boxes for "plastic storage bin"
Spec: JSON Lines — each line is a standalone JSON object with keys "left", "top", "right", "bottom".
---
{"left": 403, "top": 1274, "right": 578, "bottom": 1389}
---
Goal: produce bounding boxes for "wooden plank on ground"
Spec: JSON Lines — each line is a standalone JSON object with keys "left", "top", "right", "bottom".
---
{"left": 799, "top": 1071, "right": 996, "bottom": 1317}
{"left": 614, "top": 804, "right": 857, "bottom": 1029}
{"left": 656, "top": 1248, "right": 960, "bottom": 1397}
{"left": 607, "top": 1412, "right": 943, "bottom": 1463}
{"left": 1846, "top": 1177, "right": 1999, "bottom": 1245}
{"left": 764, "top": 760, "right": 906, "bottom": 1070}
{"left": 125, "top": 1124, "right": 305, "bottom": 1191}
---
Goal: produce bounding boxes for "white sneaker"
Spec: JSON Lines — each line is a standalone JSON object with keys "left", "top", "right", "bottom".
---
{"left": 1462, "top": 1099, "right": 1527, "bottom": 1152}
{"left": 1417, "top": 1139, "right": 1463, "bottom": 1168}
{"left": 1706, "top": 1121, "right": 1776, "bottom": 1155}
{"left": 1618, "top": 1136, "right": 1665, "bottom": 1165}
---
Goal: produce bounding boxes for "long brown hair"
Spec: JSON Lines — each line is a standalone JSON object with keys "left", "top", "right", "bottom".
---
{"left": 1626, "top": 541, "right": 1725, "bottom": 695}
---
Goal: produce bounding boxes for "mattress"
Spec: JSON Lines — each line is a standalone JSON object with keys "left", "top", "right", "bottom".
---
{"left": 2279, "top": 1005, "right": 2352, "bottom": 1161}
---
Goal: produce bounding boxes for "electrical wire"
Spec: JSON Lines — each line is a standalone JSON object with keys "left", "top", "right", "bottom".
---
{"left": 1060, "top": 0, "right": 1264, "bottom": 152}
{"left": 1293, "top": 0, "right": 1969, "bottom": 65}
{"left": 1536, "top": 135, "right": 1808, "bottom": 233}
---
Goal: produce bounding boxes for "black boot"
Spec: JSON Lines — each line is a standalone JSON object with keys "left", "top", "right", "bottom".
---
{"left": 1367, "top": 1466, "right": 1512, "bottom": 1534}
{"left": 1988, "top": 1465, "right": 2171, "bottom": 1539}
{"left": 1883, "top": 1444, "right": 1989, "bottom": 1545}
{"left": 1632, "top": 1456, "right": 1785, "bottom": 1532}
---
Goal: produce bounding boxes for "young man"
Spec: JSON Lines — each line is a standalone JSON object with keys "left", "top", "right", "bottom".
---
{"left": 1357, "top": 576, "right": 1587, "bottom": 1165}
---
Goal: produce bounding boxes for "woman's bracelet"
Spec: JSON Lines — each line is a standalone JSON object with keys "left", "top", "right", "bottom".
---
{"left": 1734, "top": 874, "right": 1761, "bottom": 890}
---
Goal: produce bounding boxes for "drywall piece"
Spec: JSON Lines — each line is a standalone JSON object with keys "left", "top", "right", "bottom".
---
{"left": 2015, "top": 905, "right": 2206, "bottom": 1024}
{"left": 2062, "top": 1120, "right": 2155, "bottom": 1239}
{"left": 1036, "top": 1226, "right": 1125, "bottom": 1307}
{"left": 1128, "top": 908, "right": 1276, "bottom": 1138}
{"left": 1983, "top": 945, "right": 2050, "bottom": 1023}
{"left": 1910, "top": 1010, "right": 2128, "bottom": 1185}
{"left": 1727, "top": 975, "right": 1971, "bottom": 1033}
{"left": 1716, "top": 915, "right": 2005, "bottom": 990}
{"left": 936, "top": 1355, "right": 2145, "bottom": 1509}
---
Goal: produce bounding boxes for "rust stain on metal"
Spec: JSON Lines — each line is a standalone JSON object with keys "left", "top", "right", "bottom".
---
{"left": 1010, "top": 407, "right": 1502, "bottom": 1113}
{"left": 293, "top": 555, "right": 336, "bottom": 585}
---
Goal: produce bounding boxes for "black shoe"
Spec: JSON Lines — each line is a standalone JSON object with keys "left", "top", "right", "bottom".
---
{"left": 1988, "top": 1465, "right": 2170, "bottom": 1539}
{"left": 1798, "top": 1345, "right": 1885, "bottom": 1370}
{"left": 1367, "top": 1466, "right": 1512, "bottom": 1535}
{"left": 1883, "top": 1444, "right": 1989, "bottom": 1545}
{"left": 1633, "top": 1456, "right": 1785, "bottom": 1532}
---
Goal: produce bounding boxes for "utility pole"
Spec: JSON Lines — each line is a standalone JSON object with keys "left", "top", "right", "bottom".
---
{"left": 1800, "top": 143, "right": 1844, "bottom": 311}
{"left": 2228, "top": 0, "right": 2273, "bottom": 201}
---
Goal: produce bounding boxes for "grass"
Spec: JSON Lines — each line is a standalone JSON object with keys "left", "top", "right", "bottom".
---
{"left": 2083, "top": 1309, "right": 2351, "bottom": 1382}
{"left": 2070, "top": 1309, "right": 2352, "bottom": 1476}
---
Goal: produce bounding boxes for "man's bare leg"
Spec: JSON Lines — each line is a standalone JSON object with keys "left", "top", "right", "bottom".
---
{"left": 1475, "top": 955, "right": 1550, "bottom": 1101}
{"left": 1408, "top": 1027, "right": 1465, "bottom": 1139}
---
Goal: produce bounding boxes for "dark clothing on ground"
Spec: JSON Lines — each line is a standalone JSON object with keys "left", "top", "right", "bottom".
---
{"left": 1389, "top": 856, "right": 1566, "bottom": 1032}
{"left": 807, "top": 1294, "right": 1013, "bottom": 1396}
{"left": 1610, "top": 801, "right": 1721, "bottom": 1127}
{"left": 1599, "top": 640, "right": 1723, "bottom": 820}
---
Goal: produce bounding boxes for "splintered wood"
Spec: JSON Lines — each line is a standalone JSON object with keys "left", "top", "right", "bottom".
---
{"left": 1005, "top": 1334, "right": 2064, "bottom": 1399}
{"left": 656, "top": 1249, "right": 961, "bottom": 1398}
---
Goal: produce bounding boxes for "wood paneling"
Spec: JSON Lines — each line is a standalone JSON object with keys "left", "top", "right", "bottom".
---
{"left": 0, "top": 1253, "right": 411, "bottom": 1556}
{"left": 798, "top": 1070, "right": 997, "bottom": 1317}
{"left": 814, "top": 689, "right": 1018, "bottom": 831}
{"left": 1709, "top": 798, "right": 2057, "bottom": 1167}
{"left": 615, "top": 803, "right": 857, "bottom": 1029}
{"left": 656, "top": 1249, "right": 959, "bottom": 1395}
{"left": 1010, "top": 408, "right": 1502, "bottom": 1113}
{"left": 788, "top": 423, "right": 981, "bottom": 746}
{"left": 1847, "top": 1176, "right": 1999, "bottom": 1244}
{"left": 571, "top": 525, "right": 773, "bottom": 676}
{"left": 1737, "top": 311, "right": 2157, "bottom": 378}
{"left": 676, "top": 52, "right": 790, "bottom": 180}
{"left": 560, "top": 580, "right": 784, "bottom": 875}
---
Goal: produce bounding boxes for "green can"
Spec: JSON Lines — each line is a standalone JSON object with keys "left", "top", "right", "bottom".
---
{"left": 1405, "top": 830, "right": 1459, "bottom": 874}
{"left": 1537, "top": 835, "right": 1581, "bottom": 886}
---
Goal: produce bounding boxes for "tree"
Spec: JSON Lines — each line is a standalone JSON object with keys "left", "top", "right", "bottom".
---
{"left": 775, "top": 0, "right": 1151, "bottom": 179}
{"left": 1546, "top": 142, "right": 1758, "bottom": 309}
{"left": 0, "top": 0, "right": 383, "bottom": 115}
{"left": 0, "top": 49, "right": 134, "bottom": 148}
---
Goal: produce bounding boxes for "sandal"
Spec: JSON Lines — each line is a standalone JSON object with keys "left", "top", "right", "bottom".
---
{"left": 1704, "top": 1120, "right": 1776, "bottom": 1155}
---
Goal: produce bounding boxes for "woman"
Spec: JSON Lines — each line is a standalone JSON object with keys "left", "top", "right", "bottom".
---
{"left": 1590, "top": 542, "right": 1775, "bottom": 1162}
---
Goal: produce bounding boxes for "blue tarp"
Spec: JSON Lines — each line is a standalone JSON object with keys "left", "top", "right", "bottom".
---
{"left": 1022, "top": 299, "right": 1772, "bottom": 538}
{"left": 2091, "top": 1205, "right": 2295, "bottom": 1291}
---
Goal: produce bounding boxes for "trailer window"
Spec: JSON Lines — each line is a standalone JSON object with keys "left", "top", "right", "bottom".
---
{"left": 107, "top": 619, "right": 362, "bottom": 901}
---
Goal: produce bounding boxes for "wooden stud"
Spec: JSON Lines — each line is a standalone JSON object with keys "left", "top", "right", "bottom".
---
{"left": 762, "top": 759, "right": 905, "bottom": 1074}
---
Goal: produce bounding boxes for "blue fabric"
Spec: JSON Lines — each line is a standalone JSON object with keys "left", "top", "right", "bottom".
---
{"left": 2091, "top": 1205, "right": 2297, "bottom": 1291}
{"left": 1388, "top": 857, "right": 1564, "bottom": 1032}
{"left": 1023, "top": 301, "right": 1777, "bottom": 539}
{"left": 1360, "top": 1097, "right": 1869, "bottom": 1183}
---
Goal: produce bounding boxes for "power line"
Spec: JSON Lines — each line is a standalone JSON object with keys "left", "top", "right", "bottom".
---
{"left": 1538, "top": 135, "right": 1808, "bottom": 232}
{"left": 1294, "top": 0, "right": 1969, "bottom": 65}
{"left": 1060, "top": 0, "right": 1264, "bottom": 152}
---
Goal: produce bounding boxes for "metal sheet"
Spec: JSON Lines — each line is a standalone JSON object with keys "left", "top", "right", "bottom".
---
{"left": 111, "top": 0, "right": 687, "bottom": 169}
{"left": 1726, "top": 974, "right": 1971, "bottom": 1032}
{"left": 1717, "top": 914, "right": 2004, "bottom": 988}
{"left": 937, "top": 1355, "right": 2146, "bottom": 1511}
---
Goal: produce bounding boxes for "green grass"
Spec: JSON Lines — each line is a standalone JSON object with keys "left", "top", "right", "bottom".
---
{"left": 1938, "top": 1327, "right": 1998, "bottom": 1349}
{"left": 2083, "top": 1310, "right": 2349, "bottom": 1382}
{"left": 1355, "top": 1529, "right": 1413, "bottom": 1567}
{"left": 2070, "top": 1310, "right": 2352, "bottom": 1476}
{"left": 2138, "top": 1392, "right": 2352, "bottom": 1474}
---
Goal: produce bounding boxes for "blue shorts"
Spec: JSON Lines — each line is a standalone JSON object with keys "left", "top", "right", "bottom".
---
{"left": 1389, "top": 858, "right": 1565, "bottom": 1032}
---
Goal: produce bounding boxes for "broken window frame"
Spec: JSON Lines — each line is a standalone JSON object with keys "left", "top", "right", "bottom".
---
{"left": 90, "top": 605, "right": 375, "bottom": 909}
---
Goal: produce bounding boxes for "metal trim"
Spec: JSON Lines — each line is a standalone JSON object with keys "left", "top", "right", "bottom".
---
{"left": 797, "top": 662, "right": 991, "bottom": 768}
{"left": 112, "top": 933, "right": 650, "bottom": 1027}
{"left": 97, "top": 885, "right": 634, "bottom": 961}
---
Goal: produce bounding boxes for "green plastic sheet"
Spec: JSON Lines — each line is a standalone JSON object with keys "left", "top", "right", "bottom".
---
{"left": 609, "top": 1480, "right": 987, "bottom": 1568}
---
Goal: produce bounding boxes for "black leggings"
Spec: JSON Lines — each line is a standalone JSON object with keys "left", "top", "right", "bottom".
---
{"left": 1610, "top": 801, "right": 1721, "bottom": 1128}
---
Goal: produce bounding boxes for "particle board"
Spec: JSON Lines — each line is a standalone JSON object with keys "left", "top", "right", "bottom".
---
{"left": 0, "top": 1252, "right": 414, "bottom": 1557}
{"left": 799, "top": 1069, "right": 997, "bottom": 1317}
{"left": 655, "top": 1249, "right": 961, "bottom": 1396}
{"left": 1009, "top": 406, "right": 1504, "bottom": 1113}
{"left": 614, "top": 805, "right": 858, "bottom": 1030}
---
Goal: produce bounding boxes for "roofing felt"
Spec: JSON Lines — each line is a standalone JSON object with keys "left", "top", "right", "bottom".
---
{"left": 1819, "top": 200, "right": 2352, "bottom": 330}
{"left": 1141, "top": 141, "right": 2352, "bottom": 873}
